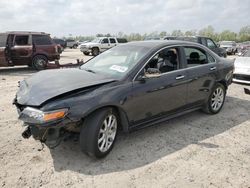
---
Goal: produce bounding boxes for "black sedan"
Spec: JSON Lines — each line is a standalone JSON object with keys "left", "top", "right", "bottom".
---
{"left": 14, "top": 41, "right": 234, "bottom": 158}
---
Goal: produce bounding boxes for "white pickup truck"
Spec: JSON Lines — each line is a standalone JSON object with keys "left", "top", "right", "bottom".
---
{"left": 80, "top": 37, "right": 127, "bottom": 56}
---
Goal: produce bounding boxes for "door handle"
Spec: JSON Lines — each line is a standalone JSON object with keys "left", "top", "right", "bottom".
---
{"left": 210, "top": 67, "right": 216, "bottom": 71}
{"left": 176, "top": 75, "right": 185, "bottom": 80}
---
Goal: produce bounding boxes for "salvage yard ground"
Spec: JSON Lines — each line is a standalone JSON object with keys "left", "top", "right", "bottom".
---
{"left": 0, "top": 49, "right": 250, "bottom": 188}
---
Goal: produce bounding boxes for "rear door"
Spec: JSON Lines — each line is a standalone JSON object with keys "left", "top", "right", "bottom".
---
{"left": 182, "top": 46, "right": 219, "bottom": 106}
{"left": 0, "top": 34, "right": 8, "bottom": 66}
{"left": 10, "top": 34, "right": 33, "bottom": 65}
{"left": 109, "top": 38, "right": 117, "bottom": 48}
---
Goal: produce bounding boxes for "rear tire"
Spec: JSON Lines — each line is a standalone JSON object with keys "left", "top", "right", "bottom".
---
{"left": 83, "top": 52, "right": 90, "bottom": 56}
{"left": 92, "top": 47, "right": 99, "bottom": 56}
{"left": 32, "top": 55, "right": 48, "bottom": 70}
{"left": 202, "top": 83, "right": 226, "bottom": 114}
{"left": 80, "top": 108, "right": 119, "bottom": 158}
{"left": 73, "top": 44, "right": 78, "bottom": 49}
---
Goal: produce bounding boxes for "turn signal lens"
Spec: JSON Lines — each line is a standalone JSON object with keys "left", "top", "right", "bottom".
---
{"left": 43, "top": 109, "right": 67, "bottom": 122}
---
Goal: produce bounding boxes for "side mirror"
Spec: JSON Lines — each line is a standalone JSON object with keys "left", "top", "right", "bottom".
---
{"left": 147, "top": 68, "right": 161, "bottom": 74}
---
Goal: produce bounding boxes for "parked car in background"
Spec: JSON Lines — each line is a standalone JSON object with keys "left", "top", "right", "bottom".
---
{"left": 219, "top": 41, "right": 237, "bottom": 55}
{"left": 144, "top": 36, "right": 161, "bottom": 40}
{"left": 233, "top": 49, "right": 250, "bottom": 84}
{"left": 53, "top": 39, "right": 67, "bottom": 54}
{"left": 53, "top": 38, "right": 66, "bottom": 49}
{"left": 164, "top": 36, "right": 177, "bottom": 40}
{"left": 15, "top": 40, "right": 234, "bottom": 158}
{"left": 80, "top": 37, "right": 128, "bottom": 56}
{"left": 165, "top": 36, "right": 227, "bottom": 57}
{"left": 0, "top": 31, "right": 60, "bottom": 70}
{"left": 66, "top": 39, "right": 78, "bottom": 49}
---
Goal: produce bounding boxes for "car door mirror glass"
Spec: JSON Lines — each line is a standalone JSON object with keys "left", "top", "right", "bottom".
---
{"left": 147, "top": 68, "right": 161, "bottom": 74}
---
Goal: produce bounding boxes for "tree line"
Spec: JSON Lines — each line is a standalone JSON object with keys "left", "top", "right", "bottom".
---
{"left": 64, "top": 25, "right": 250, "bottom": 43}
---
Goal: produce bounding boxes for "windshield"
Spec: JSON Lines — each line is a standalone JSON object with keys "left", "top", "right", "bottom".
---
{"left": 220, "top": 41, "right": 234, "bottom": 45}
{"left": 80, "top": 45, "right": 150, "bottom": 79}
{"left": 91, "top": 38, "right": 101, "bottom": 43}
{"left": 0, "top": 34, "right": 7, "bottom": 47}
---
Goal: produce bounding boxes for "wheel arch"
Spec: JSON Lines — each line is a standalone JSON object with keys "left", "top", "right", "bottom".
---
{"left": 217, "top": 79, "right": 228, "bottom": 90}
{"left": 81, "top": 105, "right": 130, "bottom": 133}
{"left": 32, "top": 53, "right": 49, "bottom": 60}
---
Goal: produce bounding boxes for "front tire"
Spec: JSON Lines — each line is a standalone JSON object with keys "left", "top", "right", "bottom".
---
{"left": 80, "top": 108, "right": 118, "bottom": 158}
{"left": 202, "top": 83, "right": 226, "bottom": 114}
{"left": 92, "top": 47, "right": 99, "bottom": 56}
{"left": 32, "top": 55, "right": 48, "bottom": 70}
{"left": 83, "top": 52, "right": 90, "bottom": 56}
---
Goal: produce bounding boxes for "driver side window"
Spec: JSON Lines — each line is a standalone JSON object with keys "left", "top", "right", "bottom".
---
{"left": 144, "top": 48, "right": 180, "bottom": 76}
{"left": 102, "top": 38, "right": 109, "bottom": 44}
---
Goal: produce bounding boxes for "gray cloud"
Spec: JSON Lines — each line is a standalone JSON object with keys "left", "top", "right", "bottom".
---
{"left": 0, "top": 0, "right": 249, "bottom": 37}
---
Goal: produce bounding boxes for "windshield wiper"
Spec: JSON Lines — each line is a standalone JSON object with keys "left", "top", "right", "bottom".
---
{"left": 84, "top": 68, "right": 96, "bottom": 74}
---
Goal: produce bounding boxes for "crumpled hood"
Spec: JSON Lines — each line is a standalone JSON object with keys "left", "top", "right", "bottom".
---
{"left": 16, "top": 69, "right": 115, "bottom": 106}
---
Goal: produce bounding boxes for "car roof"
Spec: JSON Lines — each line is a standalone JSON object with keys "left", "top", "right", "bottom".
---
{"left": 0, "top": 31, "right": 49, "bottom": 35}
{"left": 126, "top": 40, "right": 202, "bottom": 48}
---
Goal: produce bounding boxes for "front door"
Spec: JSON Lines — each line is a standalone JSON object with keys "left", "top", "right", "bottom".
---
{"left": 126, "top": 47, "right": 188, "bottom": 125}
{"left": 10, "top": 35, "right": 33, "bottom": 65}
{"left": 100, "top": 38, "right": 110, "bottom": 52}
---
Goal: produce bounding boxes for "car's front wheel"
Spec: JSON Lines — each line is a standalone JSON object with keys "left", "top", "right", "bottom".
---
{"left": 80, "top": 108, "right": 118, "bottom": 158}
{"left": 202, "top": 83, "right": 226, "bottom": 114}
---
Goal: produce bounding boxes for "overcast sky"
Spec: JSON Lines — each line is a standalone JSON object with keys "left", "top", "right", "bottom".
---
{"left": 0, "top": 0, "right": 249, "bottom": 37}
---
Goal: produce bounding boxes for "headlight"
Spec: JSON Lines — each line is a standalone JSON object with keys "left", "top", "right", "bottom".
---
{"left": 19, "top": 107, "right": 68, "bottom": 124}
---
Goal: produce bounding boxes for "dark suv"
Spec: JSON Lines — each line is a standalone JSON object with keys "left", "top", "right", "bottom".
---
{"left": 0, "top": 31, "right": 60, "bottom": 70}
{"left": 165, "top": 36, "right": 227, "bottom": 57}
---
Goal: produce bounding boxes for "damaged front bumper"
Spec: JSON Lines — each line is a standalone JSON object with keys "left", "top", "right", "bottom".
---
{"left": 14, "top": 100, "right": 80, "bottom": 148}
{"left": 21, "top": 120, "right": 80, "bottom": 148}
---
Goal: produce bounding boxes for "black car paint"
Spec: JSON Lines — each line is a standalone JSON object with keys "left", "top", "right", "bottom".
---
{"left": 15, "top": 41, "right": 234, "bottom": 146}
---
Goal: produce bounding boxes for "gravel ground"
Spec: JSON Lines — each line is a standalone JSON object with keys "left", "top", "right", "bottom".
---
{"left": 0, "top": 49, "right": 249, "bottom": 188}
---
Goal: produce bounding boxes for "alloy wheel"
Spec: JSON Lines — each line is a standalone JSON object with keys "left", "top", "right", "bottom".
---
{"left": 97, "top": 114, "right": 117, "bottom": 153}
{"left": 211, "top": 87, "right": 224, "bottom": 111}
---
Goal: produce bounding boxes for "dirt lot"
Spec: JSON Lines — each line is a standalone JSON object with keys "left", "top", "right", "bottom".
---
{"left": 0, "top": 49, "right": 250, "bottom": 188}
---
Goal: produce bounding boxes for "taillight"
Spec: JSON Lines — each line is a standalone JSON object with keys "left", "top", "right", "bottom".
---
{"left": 55, "top": 45, "right": 58, "bottom": 53}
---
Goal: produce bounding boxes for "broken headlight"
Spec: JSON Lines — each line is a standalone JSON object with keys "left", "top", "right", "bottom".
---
{"left": 19, "top": 107, "right": 68, "bottom": 124}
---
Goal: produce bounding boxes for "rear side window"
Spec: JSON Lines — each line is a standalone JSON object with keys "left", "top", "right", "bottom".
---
{"left": 207, "top": 39, "right": 216, "bottom": 49}
{"left": 33, "top": 35, "right": 52, "bottom": 45}
{"left": 0, "top": 34, "right": 7, "bottom": 47}
{"left": 208, "top": 54, "right": 216, "bottom": 63}
{"left": 201, "top": 38, "right": 207, "bottom": 46}
{"left": 184, "top": 47, "right": 208, "bottom": 67}
{"left": 15, "top": 35, "right": 29, "bottom": 46}
{"left": 109, "top": 38, "right": 116, "bottom": 43}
